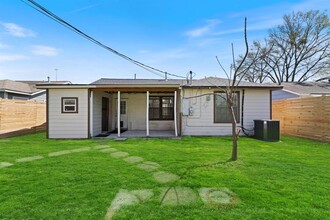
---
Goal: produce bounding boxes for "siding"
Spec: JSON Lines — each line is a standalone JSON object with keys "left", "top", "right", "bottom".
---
{"left": 48, "top": 89, "right": 88, "bottom": 138}
{"left": 181, "top": 88, "right": 270, "bottom": 136}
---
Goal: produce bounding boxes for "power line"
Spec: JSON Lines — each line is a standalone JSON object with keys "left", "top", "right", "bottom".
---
{"left": 20, "top": 0, "right": 186, "bottom": 79}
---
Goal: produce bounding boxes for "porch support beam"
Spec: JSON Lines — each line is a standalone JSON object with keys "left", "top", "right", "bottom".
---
{"left": 89, "top": 90, "right": 93, "bottom": 138}
{"left": 117, "top": 91, "right": 121, "bottom": 138}
{"left": 174, "top": 90, "right": 178, "bottom": 137}
{"left": 146, "top": 91, "right": 149, "bottom": 137}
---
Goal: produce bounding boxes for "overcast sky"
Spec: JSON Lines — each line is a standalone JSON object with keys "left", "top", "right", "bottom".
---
{"left": 0, "top": 0, "right": 329, "bottom": 83}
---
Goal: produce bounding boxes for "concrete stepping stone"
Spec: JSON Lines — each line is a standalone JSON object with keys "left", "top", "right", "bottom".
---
{"left": 93, "top": 145, "right": 110, "bottom": 149}
{"left": 110, "top": 151, "right": 129, "bottom": 158}
{"left": 105, "top": 189, "right": 153, "bottom": 220}
{"left": 136, "top": 161, "right": 160, "bottom": 172}
{"left": 0, "top": 162, "right": 13, "bottom": 168}
{"left": 153, "top": 171, "right": 180, "bottom": 184}
{"left": 123, "top": 156, "right": 144, "bottom": 164}
{"left": 160, "top": 187, "right": 197, "bottom": 205}
{"left": 198, "top": 187, "right": 239, "bottom": 205}
{"left": 100, "top": 148, "right": 117, "bottom": 153}
{"left": 48, "top": 150, "right": 72, "bottom": 157}
{"left": 70, "top": 147, "right": 91, "bottom": 153}
{"left": 16, "top": 155, "right": 43, "bottom": 163}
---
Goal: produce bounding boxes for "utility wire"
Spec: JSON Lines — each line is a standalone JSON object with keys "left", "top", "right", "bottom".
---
{"left": 20, "top": 0, "right": 186, "bottom": 79}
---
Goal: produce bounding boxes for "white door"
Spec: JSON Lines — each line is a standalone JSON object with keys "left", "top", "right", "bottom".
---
{"left": 116, "top": 100, "right": 128, "bottom": 129}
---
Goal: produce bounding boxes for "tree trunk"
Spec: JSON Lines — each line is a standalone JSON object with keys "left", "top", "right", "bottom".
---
{"left": 231, "top": 120, "right": 238, "bottom": 161}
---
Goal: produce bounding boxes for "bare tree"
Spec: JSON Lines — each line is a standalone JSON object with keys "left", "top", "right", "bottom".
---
{"left": 213, "top": 18, "right": 251, "bottom": 161}
{"left": 238, "top": 10, "right": 330, "bottom": 84}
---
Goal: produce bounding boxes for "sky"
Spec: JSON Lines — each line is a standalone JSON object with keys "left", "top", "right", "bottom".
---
{"left": 0, "top": 0, "right": 329, "bottom": 83}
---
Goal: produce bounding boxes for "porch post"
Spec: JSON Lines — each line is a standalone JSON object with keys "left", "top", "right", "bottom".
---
{"left": 90, "top": 90, "right": 93, "bottom": 137}
{"left": 117, "top": 91, "right": 121, "bottom": 138}
{"left": 146, "top": 91, "right": 149, "bottom": 137}
{"left": 174, "top": 90, "right": 178, "bottom": 137}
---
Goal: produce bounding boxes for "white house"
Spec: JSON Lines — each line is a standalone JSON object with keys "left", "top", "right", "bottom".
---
{"left": 37, "top": 77, "right": 281, "bottom": 139}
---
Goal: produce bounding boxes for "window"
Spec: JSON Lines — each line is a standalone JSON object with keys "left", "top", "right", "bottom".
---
{"left": 120, "top": 101, "right": 126, "bottom": 114}
{"left": 214, "top": 92, "right": 239, "bottom": 123}
{"left": 149, "top": 96, "right": 174, "bottom": 120}
{"left": 62, "top": 97, "right": 78, "bottom": 113}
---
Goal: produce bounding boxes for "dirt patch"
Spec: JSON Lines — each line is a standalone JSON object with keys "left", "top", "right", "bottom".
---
{"left": 100, "top": 148, "right": 117, "bottom": 153}
{"left": 105, "top": 189, "right": 153, "bottom": 220}
{"left": 110, "top": 151, "right": 129, "bottom": 158}
{"left": 160, "top": 187, "right": 197, "bottom": 205}
{"left": 70, "top": 147, "right": 91, "bottom": 153}
{"left": 0, "top": 162, "right": 13, "bottom": 168}
{"left": 137, "top": 161, "right": 160, "bottom": 172}
{"left": 153, "top": 171, "right": 180, "bottom": 184}
{"left": 123, "top": 156, "right": 144, "bottom": 164}
{"left": 16, "top": 155, "right": 44, "bottom": 163}
{"left": 93, "top": 145, "right": 110, "bottom": 149}
{"left": 198, "top": 188, "right": 239, "bottom": 206}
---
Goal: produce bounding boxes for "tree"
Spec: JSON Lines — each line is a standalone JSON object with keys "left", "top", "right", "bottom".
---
{"left": 212, "top": 18, "right": 251, "bottom": 161}
{"left": 238, "top": 10, "right": 330, "bottom": 84}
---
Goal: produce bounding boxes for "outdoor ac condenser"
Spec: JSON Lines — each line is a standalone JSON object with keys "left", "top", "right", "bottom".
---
{"left": 254, "top": 120, "right": 280, "bottom": 142}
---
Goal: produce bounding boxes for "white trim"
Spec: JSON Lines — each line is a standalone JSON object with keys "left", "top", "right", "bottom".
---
{"left": 146, "top": 91, "right": 149, "bottom": 137}
{"left": 36, "top": 84, "right": 181, "bottom": 89}
{"left": 174, "top": 90, "right": 178, "bottom": 136}
{"left": 117, "top": 91, "right": 121, "bottom": 137}
{"left": 90, "top": 91, "right": 93, "bottom": 137}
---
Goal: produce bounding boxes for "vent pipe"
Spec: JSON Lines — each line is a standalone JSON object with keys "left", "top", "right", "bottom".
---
{"left": 189, "top": 70, "right": 193, "bottom": 85}
{"left": 47, "top": 76, "right": 50, "bottom": 83}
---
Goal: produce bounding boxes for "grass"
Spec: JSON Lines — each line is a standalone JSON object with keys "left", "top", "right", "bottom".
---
{"left": 0, "top": 132, "right": 329, "bottom": 219}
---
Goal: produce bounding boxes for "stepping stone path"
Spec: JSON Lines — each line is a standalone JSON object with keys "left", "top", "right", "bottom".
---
{"left": 100, "top": 148, "right": 117, "bottom": 153}
{"left": 160, "top": 187, "right": 197, "bottom": 205}
{"left": 137, "top": 161, "right": 160, "bottom": 172}
{"left": 0, "top": 162, "right": 13, "bottom": 168}
{"left": 48, "top": 147, "right": 91, "bottom": 157}
{"left": 16, "top": 155, "right": 43, "bottom": 163}
{"left": 70, "top": 147, "right": 91, "bottom": 153}
{"left": 153, "top": 171, "right": 180, "bottom": 184}
{"left": 48, "top": 150, "right": 72, "bottom": 157}
{"left": 105, "top": 189, "right": 154, "bottom": 220}
{"left": 93, "top": 145, "right": 110, "bottom": 150}
{"left": 106, "top": 187, "right": 239, "bottom": 219}
{"left": 198, "top": 187, "right": 239, "bottom": 205}
{"left": 110, "top": 151, "right": 129, "bottom": 158}
{"left": 123, "top": 156, "right": 144, "bottom": 164}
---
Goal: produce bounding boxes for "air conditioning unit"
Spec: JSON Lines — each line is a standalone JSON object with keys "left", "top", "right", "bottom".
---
{"left": 254, "top": 120, "right": 280, "bottom": 142}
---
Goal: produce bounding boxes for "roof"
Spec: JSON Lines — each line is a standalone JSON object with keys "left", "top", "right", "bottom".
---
{"left": 37, "top": 77, "right": 282, "bottom": 89}
{"left": 91, "top": 78, "right": 184, "bottom": 85}
{"left": 183, "top": 77, "right": 282, "bottom": 89}
{"left": 0, "top": 79, "right": 71, "bottom": 95}
{"left": 280, "top": 82, "right": 330, "bottom": 95}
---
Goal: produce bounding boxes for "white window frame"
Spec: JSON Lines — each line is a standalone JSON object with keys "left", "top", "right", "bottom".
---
{"left": 62, "top": 97, "right": 78, "bottom": 113}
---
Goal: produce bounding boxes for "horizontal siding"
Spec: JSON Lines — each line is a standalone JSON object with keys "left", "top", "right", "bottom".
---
{"left": 181, "top": 88, "right": 271, "bottom": 136}
{"left": 48, "top": 89, "right": 88, "bottom": 139}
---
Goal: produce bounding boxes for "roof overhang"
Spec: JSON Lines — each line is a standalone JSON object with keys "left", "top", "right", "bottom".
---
{"left": 181, "top": 85, "right": 283, "bottom": 90}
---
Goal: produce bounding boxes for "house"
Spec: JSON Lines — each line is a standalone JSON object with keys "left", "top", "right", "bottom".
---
{"left": 272, "top": 82, "right": 330, "bottom": 100}
{"left": 0, "top": 79, "right": 71, "bottom": 101}
{"left": 36, "top": 77, "right": 281, "bottom": 139}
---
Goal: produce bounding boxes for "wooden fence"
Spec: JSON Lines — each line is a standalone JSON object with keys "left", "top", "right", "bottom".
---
{"left": 0, "top": 99, "right": 46, "bottom": 138}
{"left": 272, "top": 96, "right": 330, "bottom": 142}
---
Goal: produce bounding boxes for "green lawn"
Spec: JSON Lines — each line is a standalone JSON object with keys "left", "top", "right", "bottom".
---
{"left": 0, "top": 133, "right": 329, "bottom": 219}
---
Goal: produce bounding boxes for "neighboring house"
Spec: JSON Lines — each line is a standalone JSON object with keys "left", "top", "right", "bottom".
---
{"left": 36, "top": 77, "right": 281, "bottom": 139}
{"left": 272, "top": 82, "right": 330, "bottom": 100}
{"left": 0, "top": 79, "right": 71, "bottom": 101}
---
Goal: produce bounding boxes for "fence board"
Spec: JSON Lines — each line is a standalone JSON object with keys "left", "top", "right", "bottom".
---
{"left": 273, "top": 96, "right": 330, "bottom": 142}
{"left": 0, "top": 99, "right": 46, "bottom": 137}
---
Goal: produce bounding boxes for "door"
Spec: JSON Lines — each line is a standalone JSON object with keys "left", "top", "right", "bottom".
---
{"left": 102, "top": 97, "right": 109, "bottom": 131}
{"left": 116, "top": 100, "right": 128, "bottom": 129}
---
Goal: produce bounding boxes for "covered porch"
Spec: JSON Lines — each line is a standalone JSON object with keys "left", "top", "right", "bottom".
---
{"left": 89, "top": 86, "right": 181, "bottom": 138}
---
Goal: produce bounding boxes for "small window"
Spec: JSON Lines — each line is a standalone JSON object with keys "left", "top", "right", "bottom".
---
{"left": 120, "top": 101, "right": 126, "bottom": 114}
{"left": 62, "top": 97, "right": 78, "bottom": 113}
{"left": 214, "top": 92, "right": 240, "bottom": 123}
